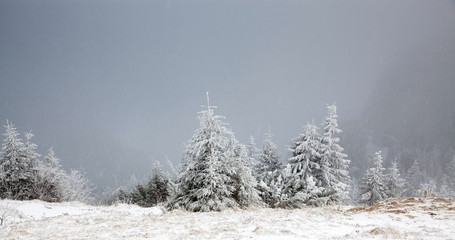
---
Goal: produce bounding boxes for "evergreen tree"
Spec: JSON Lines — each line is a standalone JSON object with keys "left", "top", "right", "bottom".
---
{"left": 288, "top": 123, "right": 321, "bottom": 181}
{"left": 255, "top": 169, "right": 282, "bottom": 207}
{"left": 246, "top": 136, "right": 260, "bottom": 173}
{"left": 275, "top": 164, "right": 327, "bottom": 208}
{"left": 404, "top": 160, "right": 424, "bottom": 197}
{"left": 35, "top": 147, "right": 66, "bottom": 202}
{"left": 23, "top": 131, "right": 40, "bottom": 197}
{"left": 442, "top": 157, "right": 455, "bottom": 197}
{"left": 255, "top": 132, "right": 282, "bottom": 206}
{"left": 319, "top": 104, "right": 351, "bottom": 202}
{"left": 0, "top": 121, "right": 35, "bottom": 200}
{"left": 62, "top": 169, "right": 92, "bottom": 202}
{"left": 256, "top": 133, "right": 281, "bottom": 179}
{"left": 228, "top": 137, "right": 262, "bottom": 208}
{"left": 145, "top": 161, "right": 171, "bottom": 206}
{"left": 385, "top": 158, "right": 405, "bottom": 198}
{"left": 359, "top": 151, "right": 389, "bottom": 205}
{"left": 171, "top": 95, "right": 237, "bottom": 211}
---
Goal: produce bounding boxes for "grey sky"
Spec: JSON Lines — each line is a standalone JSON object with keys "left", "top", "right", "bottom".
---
{"left": 1, "top": 0, "right": 454, "bottom": 190}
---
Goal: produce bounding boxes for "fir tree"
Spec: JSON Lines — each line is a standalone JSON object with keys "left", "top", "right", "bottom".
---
{"left": 359, "top": 151, "right": 389, "bottom": 205}
{"left": 171, "top": 94, "right": 237, "bottom": 211}
{"left": 35, "top": 147, "right": 66, "bottom": 202}
{"left": 0, "top": 121, "right": 35, "bottom": 200}
{"left": 256, "top": 133, "right": 281, "bottom": 179}
{"left": 228, "top": 137, "right": 262, "bottom": 208}
{"left": 441, "top": 157, "right": 455, "bottom": 197}
{"left": 255, "top": 132, "right": 282, "bottom": 206}
{"left": 246, "top": 136, "right": 260, "bottom": 172}
{"left": 145, "top": 161, "right": 171, "bottom": 206}
{"left": 288, "top": 123, "right": 321, "bottom": 181}
{"left": 23, "top": 131, "right": 40, "bottom": 198}
{"left": 62, "top": 169, "right": 92, "bottom": 202}
{"left": 404, "top": 160, "right": 424, "bottom": 197}
{"left": 319, "top": 104, "right": 350, "bottom": 202}
{"left": 385, "top": 158, "right": 405, "bottom": 198}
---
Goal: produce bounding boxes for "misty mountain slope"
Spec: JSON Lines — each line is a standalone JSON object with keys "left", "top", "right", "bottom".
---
{"left": 1, "top": 198, "right": 454, "bottom": 239}
{"left": 343, "top": 41, "right": 455, "bottom": 179}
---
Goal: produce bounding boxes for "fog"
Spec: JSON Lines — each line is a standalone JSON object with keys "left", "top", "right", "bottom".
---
{"left": 1, "top": 0, "right": 454, "bottom": 191}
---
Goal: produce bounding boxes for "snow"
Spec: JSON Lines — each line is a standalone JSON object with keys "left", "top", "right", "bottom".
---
{"left": 1, "top": 197, "right": 454, "bottom": 239}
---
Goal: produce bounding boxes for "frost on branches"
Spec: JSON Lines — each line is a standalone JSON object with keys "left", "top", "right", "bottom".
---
{"left": 255, "top": 133, "right": 282, "bottom": 207}
{"left": 227, "top": 136, "right": 262, "bottom": 208}
{"left": 0, "top": 121, "right": 35, "bottom": 200}
{"left": 170, "top": 96, "right": 260, "bottom": 211}
{"left": 359, "top": 151, "right": 389, "bottom": 205}
{"left": 319, "top": 104, "right": 350, "bottom": 202}
{"left": 35, "top": 148, "right": 66, "bottom": 202}
{"left": 124, "top": 161, "right": 172, "bottom": 207}
{"left": 0, "top": 121, "right": 92, "bottom": 203}
{"left": 386, "top": 158, "right": 405, "bottom": 198}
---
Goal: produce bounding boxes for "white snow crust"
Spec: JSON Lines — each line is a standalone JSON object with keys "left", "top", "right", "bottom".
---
{"left": 1, "top": 197, "right": 454, "bottom": 239}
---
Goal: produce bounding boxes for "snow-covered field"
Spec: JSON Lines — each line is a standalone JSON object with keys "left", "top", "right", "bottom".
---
{"left": 1, "top": 197, "right": 454, "bottom": 239}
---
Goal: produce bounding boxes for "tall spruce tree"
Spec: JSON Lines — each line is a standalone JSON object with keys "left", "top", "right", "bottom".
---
{"left": 320, "top": 104, "right": 350, "bottom": 202}
{"left": 0, "top": 121, "right": 35, "bottom": 200}
{"left": 171, "top": 94, "right": 237, "bottom": 211}
{"left": 359, "top": 151, "right": 389, "bottom": 205}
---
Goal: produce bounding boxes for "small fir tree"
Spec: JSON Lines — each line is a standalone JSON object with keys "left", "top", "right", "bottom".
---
{"left": 146, "top": 162, "right": 170, "bottom": 206}
{"left": 23, "top": 131, "right": 40, "bottom": 197}
{"left": 228, "top": 137, "right": 262, "bottom": 208}
{"left": 256, "top": 133, "right": 281, "bottom": 179}
{"left": 246, "top": 136, "right": 260, "bottom": 173}
{"left": 35, "top": 147, "right": 66, "bottom": 202}
{"left": 385, "top": 158, "right": 405, "bottom": 198}
{"left": 359, "top": 151, "right": 389, "bottom": 205}
{"left": 404, "top": 160, "right": 424, "bottom": 197}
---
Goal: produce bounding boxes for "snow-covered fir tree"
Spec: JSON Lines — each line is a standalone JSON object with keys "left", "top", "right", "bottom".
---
{"left": 255, "top": 132, "right": 282, "bottom": 206}
{"left": 23, "top": 131, "right": 40, "bottom": 197}
{"left": 278, "top": 123, "right": 330, "bottom": 208}
{"left": 385, "top": 158, "right": 405, "bottom": 198}
{"left": 0, "top": 121, "right": 36, "bottom": 200}
{"left": 256, "top": 132, "right": 281, "bottom": 179}
{"left": 62, "top": 169, "right": 92, "bottom": 202}
{"left": 288, "top": 123, "right": 321, "bottom": 182}
{"left": 246, "top": 136, "right": 260, "bottom": 173}
{"left": 440, "top": 157, "right": 455, "bottom": 198}
{"left": 404, "top": 160, "right": 424, "bottom": 197}
{"left": 170, "top": 95, "right": 237, "bottom": 211}
{"left": 129, "top": 161, "right": 172, "bottom": 207}
{"left": 359, "top": 151, "right": 389, "bottom": 205}
{"left": 145, "top": 161, "right": 171, "bottom": 206}
{"left": 274, "top": 163, "right": 328, "bottom": 208}
{"left": 227, "top": 136, "right": 262, "bottom": 208}
{"left": 319, "top": 104, "right": 351, "bottom": 202}
{"left": 35, "top": 147, "right": 66, "bottom": 202}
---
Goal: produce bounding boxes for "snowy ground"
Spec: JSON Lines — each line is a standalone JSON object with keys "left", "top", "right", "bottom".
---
{"left": 1, "top": 198, "right": 454, "bottom": 240}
